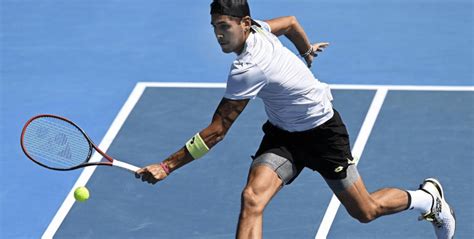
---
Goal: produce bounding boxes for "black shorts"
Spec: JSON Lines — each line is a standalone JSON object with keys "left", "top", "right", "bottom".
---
{"left": 253, "top": 109, "right": 354, "bottom": 184}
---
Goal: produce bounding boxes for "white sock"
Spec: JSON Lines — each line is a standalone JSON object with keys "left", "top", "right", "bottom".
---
{"left": 407, "top": 190, "right": 433, "bottom": 214}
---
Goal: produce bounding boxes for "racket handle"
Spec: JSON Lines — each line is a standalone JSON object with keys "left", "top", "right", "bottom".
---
{"left": 112, "top": 160, "right": 140, "bottom": 172}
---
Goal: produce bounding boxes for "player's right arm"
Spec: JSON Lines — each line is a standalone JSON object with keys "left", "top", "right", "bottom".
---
{"left": 264, "top": 16, "right": 329, "bottom": 67}
{"left": 136, "top": 97, "right": 249, "bottom": 184}
{"left": 201, "top": 97, "right": 250, "bottom": 148}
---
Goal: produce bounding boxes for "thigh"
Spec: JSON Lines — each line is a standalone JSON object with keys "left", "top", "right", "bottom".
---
{"left": 244, "top": 164, "right": 284, "bottom": 206}
{"left": 329, "top": 172, "right": 376, "bottom": 215}
{"left": 324, "top": 164, "right": 360, "bottom": 193}
{"left": 253, "top": 124, "right": 304, "bottom": 185}
{"left": 304, "top": 110, "right": 354, "bottom": 180}
{"left": 251, "top": 152, "right": 299, "bottom": 185}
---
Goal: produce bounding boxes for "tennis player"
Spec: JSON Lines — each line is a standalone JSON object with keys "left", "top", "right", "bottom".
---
{"left": 136, "top": 0, "right": 456, "bottom": 238}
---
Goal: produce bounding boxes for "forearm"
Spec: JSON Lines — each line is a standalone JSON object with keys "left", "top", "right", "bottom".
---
{"left": 162, "top": 146, "right": 194, "bottom": 173}
{"left": 266, "top": 16, "right": 312, "bottom": 56}
{"left": 284, "top": 17, "right": 312, "bottom": 56}
{"left": 160, "top": 98, "right": 248, "bottom": 174}
{"left": 162, "top": 127, "right": 224, "bottom": 173}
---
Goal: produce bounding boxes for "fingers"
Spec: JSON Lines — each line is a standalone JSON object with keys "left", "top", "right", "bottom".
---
{"left": 135, "top": 165, "right": 167, "bottom": 185}
{"left": 304, "top": 42, "right": 329, "bottom": 67}
{"left": 135, "top": 167, "right": 145, "bottom": 177}
{"left": 317, "top": 42, "right": 330, "bottom": 48}
{"left": 140, "top": 172, "right": 160, "bottom": 185}
{"left": 312, "top": 42, "right": 330, "bottom": 55}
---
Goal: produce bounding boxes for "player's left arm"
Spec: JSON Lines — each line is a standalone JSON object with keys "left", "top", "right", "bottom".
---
{"left": 264, "top": 16, "right": 329, "bottom": 67}
{"left": 136, "top": 98, "right": 249, "bottom": 184}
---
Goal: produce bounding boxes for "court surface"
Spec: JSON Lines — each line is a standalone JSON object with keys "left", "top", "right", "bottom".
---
{"left": 48, "top": 83, "right": 473, "bottom": 239}
{"left": 1, "top": 0, "right": 473, "bottom": 238}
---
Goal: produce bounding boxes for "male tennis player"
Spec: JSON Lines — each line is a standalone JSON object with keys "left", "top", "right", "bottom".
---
{"left": 136, "top": 0, "right": 456, "bottom": 238}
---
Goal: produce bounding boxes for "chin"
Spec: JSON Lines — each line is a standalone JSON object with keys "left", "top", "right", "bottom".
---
{"left": 219, "top": 44, "right": 234, "bottom": 53}
{"left": 221, "top": 47, "right": 233, "bottom": 53}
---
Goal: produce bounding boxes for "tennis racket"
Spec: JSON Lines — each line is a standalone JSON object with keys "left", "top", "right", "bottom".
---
{"left": 20, "top": 114, "right": 140, "bottom": 172}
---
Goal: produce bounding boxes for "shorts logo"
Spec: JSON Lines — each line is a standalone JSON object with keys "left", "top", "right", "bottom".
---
{"left": 334, "top": 166, "right": 344, "bottom": 173}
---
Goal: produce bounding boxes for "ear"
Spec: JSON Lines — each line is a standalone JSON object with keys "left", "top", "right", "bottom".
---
{"left": 241, "top": 16, "right": 252, "bottom": 31}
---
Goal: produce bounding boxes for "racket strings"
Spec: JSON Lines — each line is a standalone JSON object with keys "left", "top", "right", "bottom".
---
{"left": 23, "top": 117, "right": 91, "bottom": 169}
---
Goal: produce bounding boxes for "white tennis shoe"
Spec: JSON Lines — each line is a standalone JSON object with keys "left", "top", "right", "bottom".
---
{"left": 418, "top": 178, "right": 456, "bottom": 239}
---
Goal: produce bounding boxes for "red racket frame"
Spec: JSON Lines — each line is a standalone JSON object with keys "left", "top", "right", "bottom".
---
{"left": 20, "top": 114, "right": 117, "bottom": 171}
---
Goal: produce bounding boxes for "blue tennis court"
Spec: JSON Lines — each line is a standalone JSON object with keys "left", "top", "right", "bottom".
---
{"left": 43, "top": 84, "right": 472, "bottom": 239}
{"left": 1, "top": 0, "right": 473, "bottom": 238}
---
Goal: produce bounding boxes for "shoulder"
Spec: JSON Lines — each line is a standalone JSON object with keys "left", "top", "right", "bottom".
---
{"left": 225, "top": 60, "right": 267, "bottom": 100}
{"left": 253, "top": 20, "right": 272, "bottom": 33}
{"left": 228, "top": 47, "right": 266, "bottom": 83}
{"left": 231, "top": 35, "right": 257, "bottom": 74}
{"left": 229, "top": 58, "right": 263, "bottom": 80}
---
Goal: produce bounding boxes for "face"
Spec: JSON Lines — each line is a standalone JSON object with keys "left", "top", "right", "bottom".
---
{"left": 211, "top": 14, "right": 251, "bottom": 54}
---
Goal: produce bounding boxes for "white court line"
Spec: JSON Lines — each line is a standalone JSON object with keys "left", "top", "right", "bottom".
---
{"left": 42, "top": 83, "right": 147, "bottom": 239}
{"left": 139, "top": 81, "right": 474, "bottom": 91}
{"left": 138, "top": 81, "right": 226, "bottom": 89}
{"left": 315, "top": 88, "right": 388, "bottom": 239}
{"left": 329, "top": 84, "right": 473, "bottom": 91}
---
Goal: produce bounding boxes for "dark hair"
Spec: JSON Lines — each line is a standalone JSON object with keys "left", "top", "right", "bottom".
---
{"left": 210, "top": 0, "right": 260, "bottom": 26}
{"left": 210, "top": 0, "right": 251, "bottom": 18}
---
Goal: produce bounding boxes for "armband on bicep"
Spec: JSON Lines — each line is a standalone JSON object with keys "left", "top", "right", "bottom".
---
{"left": 185, "top": 133, "right": 210, "bottom": 159}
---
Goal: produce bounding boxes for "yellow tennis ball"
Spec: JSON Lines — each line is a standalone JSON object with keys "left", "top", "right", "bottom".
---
{"left": 74, "top": 186, "right": 90, "bottom": 202}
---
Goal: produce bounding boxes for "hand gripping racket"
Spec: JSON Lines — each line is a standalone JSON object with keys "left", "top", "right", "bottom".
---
{"left": 20, "top": 114, "right": 140, "bottom": 172}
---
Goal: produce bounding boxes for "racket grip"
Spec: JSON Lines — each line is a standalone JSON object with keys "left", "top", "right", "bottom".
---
{"left": 112, "top": 160, "right": 140, "bottom": 172}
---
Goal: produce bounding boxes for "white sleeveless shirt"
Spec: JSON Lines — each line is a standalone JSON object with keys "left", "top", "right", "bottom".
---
{"left": 224, "top": 20, "right": 334, "bottom": 132}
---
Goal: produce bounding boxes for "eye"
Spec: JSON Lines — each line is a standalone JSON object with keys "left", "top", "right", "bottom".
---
{"left": 218, "top": 24, "right": 230, "bottom": 31}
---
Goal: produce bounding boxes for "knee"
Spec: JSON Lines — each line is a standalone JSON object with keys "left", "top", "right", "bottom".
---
{"left": 351, "top": 211, "right": 376, "bottom": 224}
{"left": 347, "top": 204, "right": 379, "bottom": 224}
{"left": 241, "top": 187, "right": 265, "bottom": 215}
